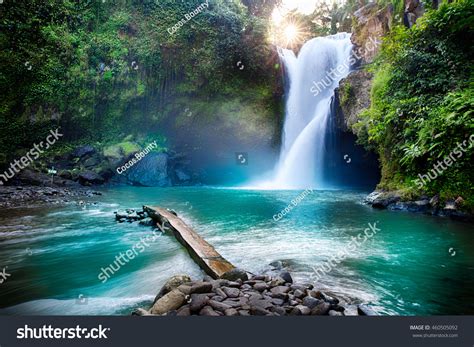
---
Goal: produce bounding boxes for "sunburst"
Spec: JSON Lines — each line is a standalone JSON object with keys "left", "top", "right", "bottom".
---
{"left": 270, "top": 18, "right": 307, "bottom": 48}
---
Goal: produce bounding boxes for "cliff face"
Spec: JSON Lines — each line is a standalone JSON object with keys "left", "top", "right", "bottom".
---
{"left": 334, "top": 3, "right": 393, "bottom": 134}
{"left": 351, "top": 3, "right": 393, "bottom": 65}
{"left": 335, "top": 0, "right": 428, "bottom": 134}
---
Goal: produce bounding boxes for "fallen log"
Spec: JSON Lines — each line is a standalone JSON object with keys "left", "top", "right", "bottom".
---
{"left": 143, "top": 205, "right": 235, "bottom": 279}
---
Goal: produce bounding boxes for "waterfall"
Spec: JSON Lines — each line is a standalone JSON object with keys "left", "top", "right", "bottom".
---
{"left": 270, "top": 33, "right": 353, "bottom": 189}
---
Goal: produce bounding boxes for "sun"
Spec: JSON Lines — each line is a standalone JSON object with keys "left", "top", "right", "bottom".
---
{"left": 269, "top": 8, "right": 307, "bottom": 48}
{"left": 270, "top": 20, "right": 305, "bottom": 48}
{"left": 284, "top": 25, "right": 298, "bottom": 43}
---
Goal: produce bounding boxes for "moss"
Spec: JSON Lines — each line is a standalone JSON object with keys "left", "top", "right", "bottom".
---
{"left": 103, "top": 141, "right": 141, "bottom": 158}
{"left": 339, "top": 81, "right": 353, "bottom": 107}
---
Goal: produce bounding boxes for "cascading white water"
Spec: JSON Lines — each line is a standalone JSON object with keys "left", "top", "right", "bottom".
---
{"left": 271, "top": 33, "right": 353, "bottom": 189}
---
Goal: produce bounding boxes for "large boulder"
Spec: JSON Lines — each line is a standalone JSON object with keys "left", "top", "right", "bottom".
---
{"left": 150, "top": 289, "right": 186, "bottom": 315}
{"left": 125, "top": 152, "right": 171, "bottom": 187}
{"left": 153, "top": 274, "right": 191, "bottom": 303}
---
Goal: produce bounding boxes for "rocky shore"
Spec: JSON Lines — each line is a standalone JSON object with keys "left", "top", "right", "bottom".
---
{"left": 133, "top": 273, "right": 376, "bottom": 317}
{"left": 0, "top": 185, "right": 102, "bottom": 208}
{"left": 365, "top": 190, "right": 473, "bottom": 222}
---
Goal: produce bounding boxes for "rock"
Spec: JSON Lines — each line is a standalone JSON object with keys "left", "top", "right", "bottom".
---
{"left": 202, "top": 275, "right": 214, "bottom": 282}
{"left": 270, "top": 277, "right": 286, "bottom": 287}
{"left": 293, "top": 289, "right": 305, "bottom": 299}
{"left": 271, "top": 298, "right": 284, "bottom": 306}
{"left": 227, "top": 281, "right": 242, "bottom": 288}
{"left": 455, "top": 196, "right": 464, "bottom": 207}
{"left": 430, "top": 195, "right": 440, "bottom": 207}
{"left": 132, "top": 308, "right": 150, "bottom": 316}
{"left": 322, "top": 293, "right": 339, "bottom": 305}
{"left": 269, "top": 260, "right": 283, "bottom": 269}
{"left": 199, "top": 306, "right": 220, "bottom": 316}
{"left": 352, "top": 3, "right": 392, "bottom": 65}
{"left": 311, "top": 302, "right": 331, "bottom": 316}
{"left": 343, "top": 305, "right": 359, "bottom": 316}
{"left": 252, "top": 275, "right": 266, "bottom": 281}
{"left": 124, "top": 152, "right": 171, "bottom": 187}
{"left": 253, "top": 282, "right": 268, "bottom": 292}
{"left": 290, "top": 284, "right": 309, "bottom": 292}
{"left": 249, "top": 298, "right": 273, "bottom": 310}
{"left": 174, "top": 168, "right": 191, "bottom": 183}
{"left": 365, "top": 190, "right": 402, "bottom": 209}
{"left": 389, "top": 200, "right": 431, "bottom": 213}
{"left": 244, "top": 279, "right": 264, "bottom": 285}
{"left": 222, "top": 287, "right": 240, "bottom": 298}
{"left": 154, "top": 274, "right": 191, "bottom": 303}
{"left": 138, "top": 218, "right": 155, "bottom": 226}
{"left": 224, "top": 308, "right": 239, "bottom": 316}
{"left": 279, "top": 271, "right": 293, "bottom": 283}
{"left": 250, "top": 306, "right": 271, "bottom": 316}
{"left": 189, "top": 294, "right": 210, "bottom": 312}
{"left": 220, "top": 268, "right": 248, "bottom": 282}
{"left": 404, "top": 0, "right": 424, "bottom": 27}
{"left": 78, "top": 171, "right": 105, "bottom": 186}
{"left": 331, "top": 305, "right": 346, "bottom": 313}
{"left": 58, "top": 170, "right": 73, "bottom": 180}
{"left": 239, "top": 310, "right": 251, "bottom": 316}
{"left": 72, "top": 145, "right": 96, "bottom": 158}
{"left": 83, "top": 156, "right": 100, "bottom": 168}
{"left": 211, "top": 279, "right": 229, "bottom": 289}
{"left": 270, "top": 286, "right": 290, "bottom": 299}
{"left": 176, "top": 305, "right": 191, "bottom": 316}
{"left": 222, "top": 300, "right": 241, "bottom": 308}
{"left": 271, "top": 306, "right": 287, "bottom": 316}
{"left": 16, "top": 169, "right": 61, "bottom": 186}
{"left": 296, "top": 305, "right": 311, "bottom": 315}
{"left": 302, "top": 296, "right": 321, "bottom": 309}
{"left": 336, "top": 70, "right": 374, "bottom": 131}
{"left": 358, "top": 304, "right": 377, "bottom": 316}
{"left": 208, "top": 300, "right": 232, "bottom": 313}
{"left": 329, "top": 310, "right": 343, "bottom": 316}
{"left": 214, "top": 287, "right": 227, "bottom": 298}
{"left": 190, "top": 282, "right": 213, "bottom": 294}
{"left": 247, "top": 292, "right": 263, "bottom": 301}
{"left": 150, "top": 289, "right": 186, "bottom": 315}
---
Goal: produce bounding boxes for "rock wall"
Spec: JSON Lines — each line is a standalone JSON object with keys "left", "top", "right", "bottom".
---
{"left": 404, "top": 0, "right": 425, "bottom": 28}
{"left": 335, "top": 70, "right": 373, "bottom": 133}
{"left": 351, "top": 2, "right": 393, "bottom": 65}
{"left": 334, "top": 2, "right": 393, "bottom": 133}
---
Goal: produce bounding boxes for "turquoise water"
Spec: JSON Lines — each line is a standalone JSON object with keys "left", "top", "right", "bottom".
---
{"left": 0, "top": 187, "right": 473, "bottom": 315}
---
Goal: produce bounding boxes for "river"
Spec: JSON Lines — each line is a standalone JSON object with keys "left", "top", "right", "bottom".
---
{"left": 0, "top": 186, "right": 473, "bottom": 315}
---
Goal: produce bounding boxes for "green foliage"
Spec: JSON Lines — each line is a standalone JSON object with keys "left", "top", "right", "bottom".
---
{"left": 339, "top": 81, "right": 353, "bottom": 107}
{"left": 356, "top": 0, "right": 474, "bottom": 208}
{"left": 0, "top": 0, "right": 281, "bottom": 160}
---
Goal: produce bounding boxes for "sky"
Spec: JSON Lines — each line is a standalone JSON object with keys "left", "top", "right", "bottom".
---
{"left": 279, "top": 0, "right": 346, "bottom": 14}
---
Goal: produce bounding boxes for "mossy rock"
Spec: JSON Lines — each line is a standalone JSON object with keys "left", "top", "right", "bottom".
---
{"left": 103, "top": 141, "right": 141, "bottom": 159}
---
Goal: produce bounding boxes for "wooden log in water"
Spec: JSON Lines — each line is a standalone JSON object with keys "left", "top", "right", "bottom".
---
{"left": 143, "top": 205, "right": 235, "bottom": 279}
